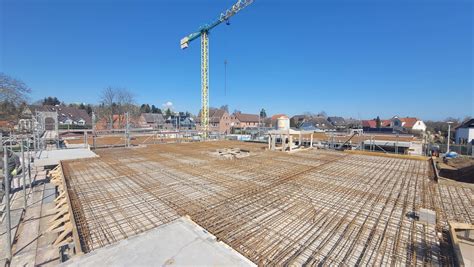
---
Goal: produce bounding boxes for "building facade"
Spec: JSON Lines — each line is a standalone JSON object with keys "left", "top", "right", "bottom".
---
{"left": 231, "top": 113, "right": 260, "bottom": 129}
{"left": 455, "top": 119, "right": 474, "bottom": 144}
{"left": 197, "top": 109, "right": 232, "bottom": 134}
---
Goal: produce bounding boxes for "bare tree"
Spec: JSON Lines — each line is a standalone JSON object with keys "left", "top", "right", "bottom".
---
{"left": 116, "top": 88, "right": 135, "bottom": 125}
{"left": 220, "top": 104, "right": 229, "bottom": 112}
{"left": 100, "top": 87, "right": 117, "bottom": 129}
{"left": 0, "top": 73, "right": 31, "bottom": 105}
{"left": 99, "top": 87, "right": 136, "bottom": 129}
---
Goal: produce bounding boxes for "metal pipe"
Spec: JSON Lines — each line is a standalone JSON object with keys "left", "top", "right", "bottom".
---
{"left": 26, "top": 136, "right": 32, "bottom": 187}
{"left": 21, "top": 140, "right": 27, "bottom": 209}
{"left": 3, "top": 146, "right": 12, "bottom": 261}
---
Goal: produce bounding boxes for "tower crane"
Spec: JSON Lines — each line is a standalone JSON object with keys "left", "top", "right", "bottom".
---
{"left": 180, "top": 0, "right": 254, "bottom": 138}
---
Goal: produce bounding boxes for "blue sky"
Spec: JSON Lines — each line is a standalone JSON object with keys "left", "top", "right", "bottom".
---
{"left": 1, "top": 0, "right": 472, "bottom": 120}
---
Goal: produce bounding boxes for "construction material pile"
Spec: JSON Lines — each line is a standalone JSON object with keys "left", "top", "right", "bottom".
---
{"left": 210, "top": 148, "right": 250, "bottom": 160}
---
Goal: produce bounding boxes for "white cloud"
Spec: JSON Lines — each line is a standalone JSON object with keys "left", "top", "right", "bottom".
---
{"left": 163, "top": 101, "right": 174, "bottom": 110}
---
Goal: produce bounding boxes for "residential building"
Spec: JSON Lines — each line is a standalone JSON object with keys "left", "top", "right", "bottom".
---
{"left": 290, "top": 115, "right": 307, "bottom": 128}
{"left": 455, "top": 119, "right": 474, "bottom": 144}
{"left": 139, "top": 113, "right": 165, "bottom": 129}
{"left": 33, "top": 105, "right": 91, "bottom": 126}
{"left": 197, "top": 108, "right": 232, "bottom": 134}
{"left": 362, "top": 119, "right": 391, "bottom": 129}
{"left": 165, "top": 112, "right": 196, "bottom": 130}
{"left": 231, "top": 113, "right": 261, "bottom": 129}
{"left": 345, "top": 118, "right": 362, "bottom": 129}
{"left": 305, "top": 116, "right": 334, "bottom": 132}
{"left": 17, "top": 106, "right": 34, "bottom": 131}
{"left": 289, "top": 115, "right": 334, "bottom": 132}
{"left": 392, "top": 116, "right": 426, "bottom": 132}
{"left": 327, "top": 116, "right": 347, "bottom": 130}
{"left": 362, "top": 119, "right": 393, "bottom": 133}
{"left": 362, "top": 116, "right": 426, "bottom": 133}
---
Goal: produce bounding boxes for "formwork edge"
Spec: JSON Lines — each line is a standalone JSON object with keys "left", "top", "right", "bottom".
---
{"left": 59, "top": 161, "right": 84, "bottom": 255}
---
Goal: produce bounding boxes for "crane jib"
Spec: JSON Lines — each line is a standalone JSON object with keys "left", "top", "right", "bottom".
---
{"left": 180, "top": 0, "right": 254, "bottom": 49}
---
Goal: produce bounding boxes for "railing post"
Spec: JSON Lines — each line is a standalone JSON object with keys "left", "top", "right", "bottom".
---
{"left": 3, "top": 146, "right": 12, "bottom": 262}
{"left": 21, "top": 140, "right": 27, "bottom": 209}
{"left": 26, "top": 136, "right": 32, "bottom": 187}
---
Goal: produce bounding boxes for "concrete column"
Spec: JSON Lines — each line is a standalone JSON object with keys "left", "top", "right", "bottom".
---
{"left": 281, "top": 135, "right": 285, "bottom": 151}
{"left": 299, "top": 133, "right": 302, "bottom": 148}
{"left": 268, "top": 135, "right": 271, "bottom": 150}
{"left": 272, "top": 135, "right": 276, "bottom": 150}
{"left": 84, "top": 131, "right": 88, "bottom": 148}
{"left": 289, "top": 135, "right": 293, "bottom": 151}
{"left": 310, "top": 133, "right": 313, "bottom": 147}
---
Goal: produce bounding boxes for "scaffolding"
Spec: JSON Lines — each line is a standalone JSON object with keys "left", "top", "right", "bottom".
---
{"left": 60, "top": 141, "right": 473, "bottom": 265}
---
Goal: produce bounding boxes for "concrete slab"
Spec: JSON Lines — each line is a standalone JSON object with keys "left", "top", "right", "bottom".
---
{"left": 35, "top": 149, "right": 97, "bottom": 167}
{"left": 64, "top": 143, "right": 89, "bottom": 149}
{"left": 63, "top": 216, "right": 256, "bottom": 267}
{"left": 0, "top": 189, "right": 27, "bottom": 264}
{"left": 10, "top": 184, "right": 43, "bottom": 267}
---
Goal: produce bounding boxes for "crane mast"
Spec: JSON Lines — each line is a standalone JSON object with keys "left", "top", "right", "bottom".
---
{"left": 181, "top": 0, "right": 254, "bottom": 138}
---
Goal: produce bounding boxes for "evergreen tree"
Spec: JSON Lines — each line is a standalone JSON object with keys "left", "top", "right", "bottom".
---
{"left": 376, "top": 116, "right": 381, "bottom": 128}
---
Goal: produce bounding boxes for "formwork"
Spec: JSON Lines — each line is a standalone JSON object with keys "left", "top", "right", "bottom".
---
{"left": 61, "top": 141, "right": 473, "bottom": 265}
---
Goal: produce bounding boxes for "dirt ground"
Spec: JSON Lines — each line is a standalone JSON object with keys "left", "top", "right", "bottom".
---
{"left": 438, "top": 157, "right": 474, "bottom": 183}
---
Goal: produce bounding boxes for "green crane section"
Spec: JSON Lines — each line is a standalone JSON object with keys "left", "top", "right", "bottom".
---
{"left": 180, "top": 0, "right": 254, "bottom": 138}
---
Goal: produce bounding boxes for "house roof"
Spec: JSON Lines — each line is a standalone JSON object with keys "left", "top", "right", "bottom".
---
{"left": 399, "top": 117, "right": 419, "bottom": 128}
{"left": 362, "top": 119, "right": 391, "bottom": 128}
{"left": 327, "top": 116, "right": 346, "bottom": 125}
{"left": 271, "top": 114, "right": 288, "bottom": 120}
{"left": 457, "top": 118, "right": 474, "bottom": 129}
{"left": 362, "top": 120, "right": 376, "bottom": 128}
{"left": 0, "top": 120, "right": 14, "bottom": 128}
{"left": 196, "top": 109, "right": 227, "bottom": 123}
{"left": 291, "top": 115, "right": 306, "bottom": 121}
{"left": 141, "top": 113, "right": 165, "bottom": 123}
{"left": 234, "top": 113, "right": 260, "bottom": 123}
{"left": 210, "top": 109, "right": 226, "bottom": 118}
{"left": 382, "top": 120, "right": 391, "bottom": 127}
{"left": 34, "top": 105, "right": 92, "bottom": 124}
{"left": 306, "top": 117, "right": 334, "bottom": 129}
{"left": 300, "top": 122, "right": 319, "bottom": 131}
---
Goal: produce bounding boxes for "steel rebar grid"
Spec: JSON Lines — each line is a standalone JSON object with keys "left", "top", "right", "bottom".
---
{"left": 61, "top": 141, "right": 472, "bottom": 265}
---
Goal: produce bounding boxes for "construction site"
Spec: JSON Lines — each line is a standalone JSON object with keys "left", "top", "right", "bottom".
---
{"left": 1, "top": 0, "right": 473, "bottom": 266}
{"left": 3, "top": 136, "right": 472, "bottom": 266}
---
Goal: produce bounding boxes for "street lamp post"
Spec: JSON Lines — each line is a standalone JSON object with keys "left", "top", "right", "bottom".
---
{"left": 446, "top": 121, "right": 453, "bottom": 153}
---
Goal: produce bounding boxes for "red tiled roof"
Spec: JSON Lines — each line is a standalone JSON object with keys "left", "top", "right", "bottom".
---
{"left": 399, "top": 117, "right": 418, "bottom": 128}
{"left": 381, "top": 120, "right": 392, "bottom": 127}
{"left": 362, "top": 119, "right": 391, "bottom": 128}
{"left": 362, "top": 120, "right": 376, "bottom": 128}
